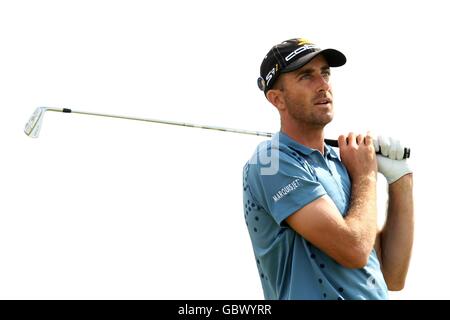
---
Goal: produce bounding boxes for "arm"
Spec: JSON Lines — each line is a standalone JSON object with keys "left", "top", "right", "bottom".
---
{"left": 375, "top": 174, "right": 414, "bottom": 290}
{"left": 286, "top": 133, "right": 378, "bottom": 269}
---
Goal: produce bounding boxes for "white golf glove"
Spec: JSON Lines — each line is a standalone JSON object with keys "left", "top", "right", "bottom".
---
{"left": 373, "top": 136, "right": 412, "bottom": 184}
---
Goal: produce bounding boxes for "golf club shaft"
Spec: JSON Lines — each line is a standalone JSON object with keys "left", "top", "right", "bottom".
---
{"left": 60, "top": 108, "right": 273, "bottom": 137}
{"left": 45, "top": 108, "right": 411, "bottom": 158}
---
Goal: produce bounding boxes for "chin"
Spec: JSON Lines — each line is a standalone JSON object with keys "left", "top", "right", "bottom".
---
{"left": 320, "top": 118, "right": 333, "bottom": 127}
{"left": 326, "top": 112, "right": 334, "bottom": 122}
{"left": 318, "top": 112, "right": 334, "bottom": 126}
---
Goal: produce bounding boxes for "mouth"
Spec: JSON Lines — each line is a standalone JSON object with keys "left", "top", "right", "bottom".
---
{"left": 313, "top": 98, "right": 332, "bottom": 106}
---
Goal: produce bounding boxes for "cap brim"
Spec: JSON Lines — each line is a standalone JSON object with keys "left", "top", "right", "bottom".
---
{"left": 282, "top": 48, "right": 346, "bottom": 73}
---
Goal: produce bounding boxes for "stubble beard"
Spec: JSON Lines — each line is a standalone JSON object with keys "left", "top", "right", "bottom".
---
{"left": 285, "top": 100, "right": 334, "bottom": 129}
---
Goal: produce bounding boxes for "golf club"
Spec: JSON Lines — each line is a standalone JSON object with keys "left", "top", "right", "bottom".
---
{"left": 24, "top": 107, "right": 410, "bottom": 159}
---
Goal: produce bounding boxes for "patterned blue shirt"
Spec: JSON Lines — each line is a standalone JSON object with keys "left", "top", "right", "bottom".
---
{"left": 243, "top": 132, "right": 388, "bottom": 300}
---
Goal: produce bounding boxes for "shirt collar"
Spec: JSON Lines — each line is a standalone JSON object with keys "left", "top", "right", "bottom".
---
{"left": 325, "top": 144, "right": 340, "bottom": 159}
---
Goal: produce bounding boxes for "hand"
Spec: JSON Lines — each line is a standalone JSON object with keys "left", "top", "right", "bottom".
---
{"left": 338, "top": 132, "right": 377, "bottom": 181}
{"left": 374, "top": 136, "right": 412, "bottom": 184}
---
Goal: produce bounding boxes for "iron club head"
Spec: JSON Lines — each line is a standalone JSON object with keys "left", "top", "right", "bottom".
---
{"left": 24, "top": 107, "right": 48, "bottom": 138}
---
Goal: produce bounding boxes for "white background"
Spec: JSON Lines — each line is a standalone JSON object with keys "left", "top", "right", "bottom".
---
{"left": 0, "top": 0, "right": 447, "bottom": 299}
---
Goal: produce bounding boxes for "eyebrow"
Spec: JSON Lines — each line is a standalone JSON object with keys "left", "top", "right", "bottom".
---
{"left": 295, "top": 65, "right": 330, "bottom": 76}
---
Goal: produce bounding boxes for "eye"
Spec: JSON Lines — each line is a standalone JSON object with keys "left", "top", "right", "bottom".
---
{"left": 299, "top": 74, "right": 311, "bottom": 80}
{"left": 322, "top": 69, "right": 331, "bottom": 78}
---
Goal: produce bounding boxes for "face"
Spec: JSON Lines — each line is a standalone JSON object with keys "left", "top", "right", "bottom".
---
{"left": 271, "top": 55, "right": 334, "bottom": 128}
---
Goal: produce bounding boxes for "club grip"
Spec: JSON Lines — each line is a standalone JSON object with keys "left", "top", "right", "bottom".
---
{"left": 324, "top": 139, "right": 410, "bottom": 159}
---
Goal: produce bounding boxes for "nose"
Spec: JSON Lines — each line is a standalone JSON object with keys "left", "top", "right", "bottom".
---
{"left": 316, "top": 75, "right": 330, "bottom": 92}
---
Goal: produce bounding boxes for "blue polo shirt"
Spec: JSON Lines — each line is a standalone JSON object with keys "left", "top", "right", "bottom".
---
{"left": 243, "top": 132, "right": 388, "bottom": 300}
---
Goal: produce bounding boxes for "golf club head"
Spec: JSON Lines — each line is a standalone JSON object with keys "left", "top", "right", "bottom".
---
{"left": 24, "top": 107, "right": 47, "bottom": 138}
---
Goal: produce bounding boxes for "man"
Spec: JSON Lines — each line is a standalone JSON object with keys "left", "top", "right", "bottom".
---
{"left": 243, "top": 38, "right": 414, "bottom": 299}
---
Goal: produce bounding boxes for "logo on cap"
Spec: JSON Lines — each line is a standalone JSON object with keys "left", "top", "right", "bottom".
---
{"left": 258, "top": 63, "right": 279, "bottom": 92}
{"left": 298, "top": 38, "right": 312, "bottom": 46}
{"left": 285, "top": 40, "right": 318, "bottom": 62}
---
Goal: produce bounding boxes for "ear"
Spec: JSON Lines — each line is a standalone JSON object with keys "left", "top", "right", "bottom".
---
{"left": 266, "top": 89, "right": 285, "bottom": 111}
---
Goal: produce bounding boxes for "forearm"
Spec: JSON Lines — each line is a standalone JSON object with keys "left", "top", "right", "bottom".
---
{"left": 379, "top": 174, "right": 414, "bottom": 290}
{"left": 344, "top": 174, "right": 378, "bottom": 259}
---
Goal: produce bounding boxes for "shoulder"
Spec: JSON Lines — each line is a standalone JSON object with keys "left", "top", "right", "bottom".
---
{"left": 244, "top": 138, "right": 319, "bottom": 199}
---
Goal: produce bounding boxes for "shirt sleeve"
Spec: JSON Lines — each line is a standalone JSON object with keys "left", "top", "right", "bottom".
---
{"left": 247, "top": 151, "right": 327, "bottom": 225}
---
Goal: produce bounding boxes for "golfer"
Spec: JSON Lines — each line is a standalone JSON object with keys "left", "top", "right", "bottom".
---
{"left": 243, "top": 38, "right": 414, "bottom": 299}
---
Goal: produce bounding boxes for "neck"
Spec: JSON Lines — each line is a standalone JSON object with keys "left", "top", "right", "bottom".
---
{"left": 281, "top": 120, "right": 325, "bottom": 154}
